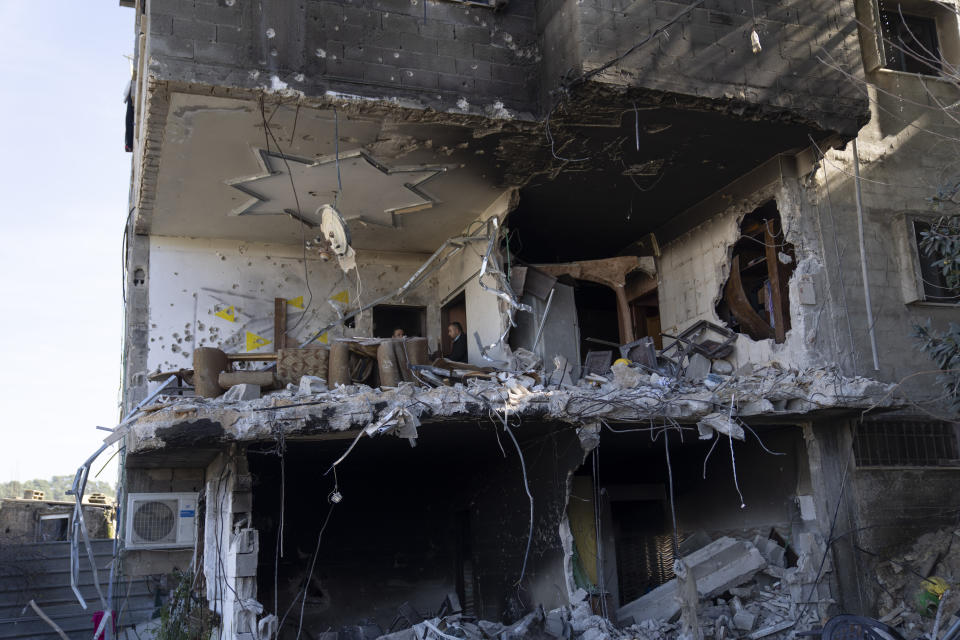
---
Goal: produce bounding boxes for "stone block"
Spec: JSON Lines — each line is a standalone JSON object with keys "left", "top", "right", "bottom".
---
{"left": 298, "top": 375, "right": 328, "bottom": 395}
{"left": 618, "top": 537, "right": 766, "bottom": 623}
{"left": 223, "top": 383, "right": 260, "bottom": 401}
{"left": 173, "top": 16, "right": 216, "bottom": 42}
{"left": 171, "top": 468, "right": 203, "bottom": 492}
{"left": 232, "top": 490, "right": 252, "bottom": 514}
{"left": 150, "top": 36, "right": 195, "bottom": 60}
{"left": 733, "top": 611, "right": 756, "bottom": 631}
{"left": 233, "top": 551, "right": 257, "bottom": 577}
{"left": 685, "top": 353, "right": 712, "bottom": 380}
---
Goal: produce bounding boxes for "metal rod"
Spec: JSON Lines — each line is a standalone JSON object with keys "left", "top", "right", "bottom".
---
{"left": 300, "top": 228, "right": 490, "bottom": 348}
{"left": 532, "top": 287, "right": 555, "bottom": 352}
{"left": 226, "top": 352, "right": 278, "bottom": 362}
{"left": 852, "top": 139, "right": 880, "bottom": 371}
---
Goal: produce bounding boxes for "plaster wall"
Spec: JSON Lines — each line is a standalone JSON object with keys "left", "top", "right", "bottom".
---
{"left": 435, "top": 193, "right": 518, "bottom": 366}
{"left": 145, "top": 236, "right": 438, "bottom": 386}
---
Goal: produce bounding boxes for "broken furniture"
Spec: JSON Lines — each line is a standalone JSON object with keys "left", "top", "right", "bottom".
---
{"left": 192, "top": 337, "right": 431, "bottom": 398}
{"left": 659, "top": 320, "right": 736, "bottom": 377}
{"left": 147, "top": 369, "right": 194, "bottom": 396}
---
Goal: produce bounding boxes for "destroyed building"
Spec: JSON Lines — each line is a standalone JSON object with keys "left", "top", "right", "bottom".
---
{"left": 69, "top": 0, "right": 960, "bottom": 638}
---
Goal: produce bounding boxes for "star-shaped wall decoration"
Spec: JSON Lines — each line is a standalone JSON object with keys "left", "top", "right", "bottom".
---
{"left": 227, "top": 149, "right": 444, "bottom": 228}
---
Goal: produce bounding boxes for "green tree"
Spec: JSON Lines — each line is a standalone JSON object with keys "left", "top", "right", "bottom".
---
{"left": 0, "top": 475, "right": 116, "bottom": 502}
{"left": 913, "top": 215, "right": 960, "bottom": 413}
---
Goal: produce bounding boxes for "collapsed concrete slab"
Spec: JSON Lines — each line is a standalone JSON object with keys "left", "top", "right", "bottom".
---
{"left": 617, "top": 537, "right": 767, "bottom": 624}
{"left": 122, "top": 363, "right": 897, "bottom": 455}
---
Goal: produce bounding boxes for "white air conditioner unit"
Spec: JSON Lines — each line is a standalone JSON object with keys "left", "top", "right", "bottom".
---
{"left": 125, "top": 493, "right": 197, "bottom": 550}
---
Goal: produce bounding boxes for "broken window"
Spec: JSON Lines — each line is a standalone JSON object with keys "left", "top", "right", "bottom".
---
{"left": 854, "top": 419, "right": 960, "bottom": 467}
{"left": 38, "top": 514, "right": 70, "bottom": 542}
{"left": 716, "top": 202, "right": 795, "bottom": 343}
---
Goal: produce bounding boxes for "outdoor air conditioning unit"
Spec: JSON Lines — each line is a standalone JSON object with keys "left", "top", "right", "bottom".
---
{"left": 125, "top": 493, "right": 197, "bottom": 550}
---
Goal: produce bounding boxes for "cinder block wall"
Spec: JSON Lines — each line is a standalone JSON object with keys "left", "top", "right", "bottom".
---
{"left": 143, "top": 0, "right": 866, "bottom": 130}
{"left": 539, "top": 0, "right": 868, "bottom": 135}
{"left": 145, "top": 0, "right": 540, "bottom": 114}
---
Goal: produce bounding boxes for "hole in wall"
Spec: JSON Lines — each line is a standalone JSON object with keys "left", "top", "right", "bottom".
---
{"left": 715, "top": 201, "right": 795, "bottom": 343}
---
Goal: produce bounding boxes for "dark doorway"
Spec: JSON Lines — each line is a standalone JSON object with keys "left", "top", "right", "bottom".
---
{"left": 441, "top": 292, "right": 466, "bottom": 357}
{"left": 574, "top": 280, "right": 620, "bottom": 366}
{"left": 372, "top": 305, "right": 426, "bottom": 338}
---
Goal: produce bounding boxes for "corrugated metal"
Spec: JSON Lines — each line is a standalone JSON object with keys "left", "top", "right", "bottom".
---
{"left": 0, "top": 540, "right": 156, "bottom": 639}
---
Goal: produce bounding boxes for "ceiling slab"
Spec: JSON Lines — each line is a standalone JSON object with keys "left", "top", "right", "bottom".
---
{"left": 146, "top": 93, "right": 509, "bottom": 252}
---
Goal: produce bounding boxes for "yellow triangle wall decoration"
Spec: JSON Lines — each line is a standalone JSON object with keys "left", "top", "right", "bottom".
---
{"left": 245, "top": 331, "right": 272, "bottom": 352}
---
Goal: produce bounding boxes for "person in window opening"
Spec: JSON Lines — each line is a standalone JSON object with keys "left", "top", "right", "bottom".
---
{"left": 446, "top": 321, "right": 467, "bottom": 362}
{"left": 392, "top": 327, "right": 405, "bottom": 339}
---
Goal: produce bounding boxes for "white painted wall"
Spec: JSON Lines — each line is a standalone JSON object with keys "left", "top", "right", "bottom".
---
{"left": 435, "top": 191, "right": 518, "bottom": 366}
{"left": 145, "top": 237, "right": 437, "bottom": 389}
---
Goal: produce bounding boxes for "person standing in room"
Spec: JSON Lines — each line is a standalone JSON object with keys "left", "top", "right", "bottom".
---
{"left": 392, "top": 327, "right": 405, "bottom": 339}
{"left": 446, "top": 322, "right": 467, "bottom": 362}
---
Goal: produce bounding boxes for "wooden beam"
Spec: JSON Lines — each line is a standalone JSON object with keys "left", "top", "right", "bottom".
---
{"left": 274, "top": 297, "right": 287, "bottom": 350}
{"left": 725, "top": 255, "right": 775, "bottom": 341}
{"left": 763, "top": 224, "right": 787, "bottom": 343}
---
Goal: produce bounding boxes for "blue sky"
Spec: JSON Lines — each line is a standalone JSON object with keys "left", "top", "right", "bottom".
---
{"left": 0, "top": 1, "right": 132, "bottom": 483}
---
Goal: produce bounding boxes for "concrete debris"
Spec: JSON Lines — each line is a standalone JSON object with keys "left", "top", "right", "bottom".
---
{"left": 696, "top": 413, "right": 745, "bottom": 441}
{"left": 223, "top": 383, "right": 260, "bottom": 402}
{"left": 684, "top": 354, "right": 712, "bottom": 381}
{"left": 711, "top": 360, "right": 734, "bottom": 375}
{"left": 297, "top": 375, "right": 328, "bottom": 395}
{"left": 124, "top": 362, "right": 898, "bottom": 454}
{"left": 618, "top": 537, "right": 766, "bottom": 623}
{"left": 305, "top": 533, "right": 819, "bottom": 640}
{"left": 876, "top": 528, "right": 960, "bottom": 637}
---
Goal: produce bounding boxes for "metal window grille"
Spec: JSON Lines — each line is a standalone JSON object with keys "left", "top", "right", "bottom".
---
{"left": 854, "top": 420, "right": 960, "bottom": 467}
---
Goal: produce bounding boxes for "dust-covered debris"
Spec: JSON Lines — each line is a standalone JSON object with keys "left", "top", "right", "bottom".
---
{"left": 123, "top": 362, "right": 897, "bottom": 454}
{"left": 875, "top": 529, "right": 960, "bottom": 638}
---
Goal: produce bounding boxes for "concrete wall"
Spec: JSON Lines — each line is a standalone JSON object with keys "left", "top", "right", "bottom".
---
{"left": 140, "top": 0, "right": 866, "bottom": 130}
{"left": 0, "top": 500, "right": 113, "bottom": 544}
{"left": 809, "top": 71, "right": 960, "bottom": 395}
{"left": 656, "top": 164, "right": 834, "bottom": 371}
{"left": 204, "top": 452, "right": 259, "bottom": 639}
{"left": 145, "top": 236, "right": 438, "bottom": 386}
{"left": 145, "top": 0, "right": 539, "bottom": 115}
{"left": 853, "top": 467, "right": 960, "bottom": 554}
{"left": 470, "top": 425, "right": 585, "bottom": 621}
{"left": 539, "top": 0, "right": 867, "bottom": 134}
{"left": 435, "top": 193, "right": 517, "bottom": 366}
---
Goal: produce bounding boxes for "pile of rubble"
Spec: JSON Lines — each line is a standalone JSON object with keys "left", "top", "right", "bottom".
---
{"left": 875, "top": 529, "right": 960, "bottom": 638}
{"left": 353, "top": 533, "right": 829, "bottom": 640}
{"left": 125, "top": 359, "right": 896, "bottom": 454}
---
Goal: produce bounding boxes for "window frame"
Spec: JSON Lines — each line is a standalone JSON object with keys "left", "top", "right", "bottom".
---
{"left": 895, "top": 213, "right": 960, "bottom": 305}
{"left": 861, "top": 0, "right": 960, "bottom": 77}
